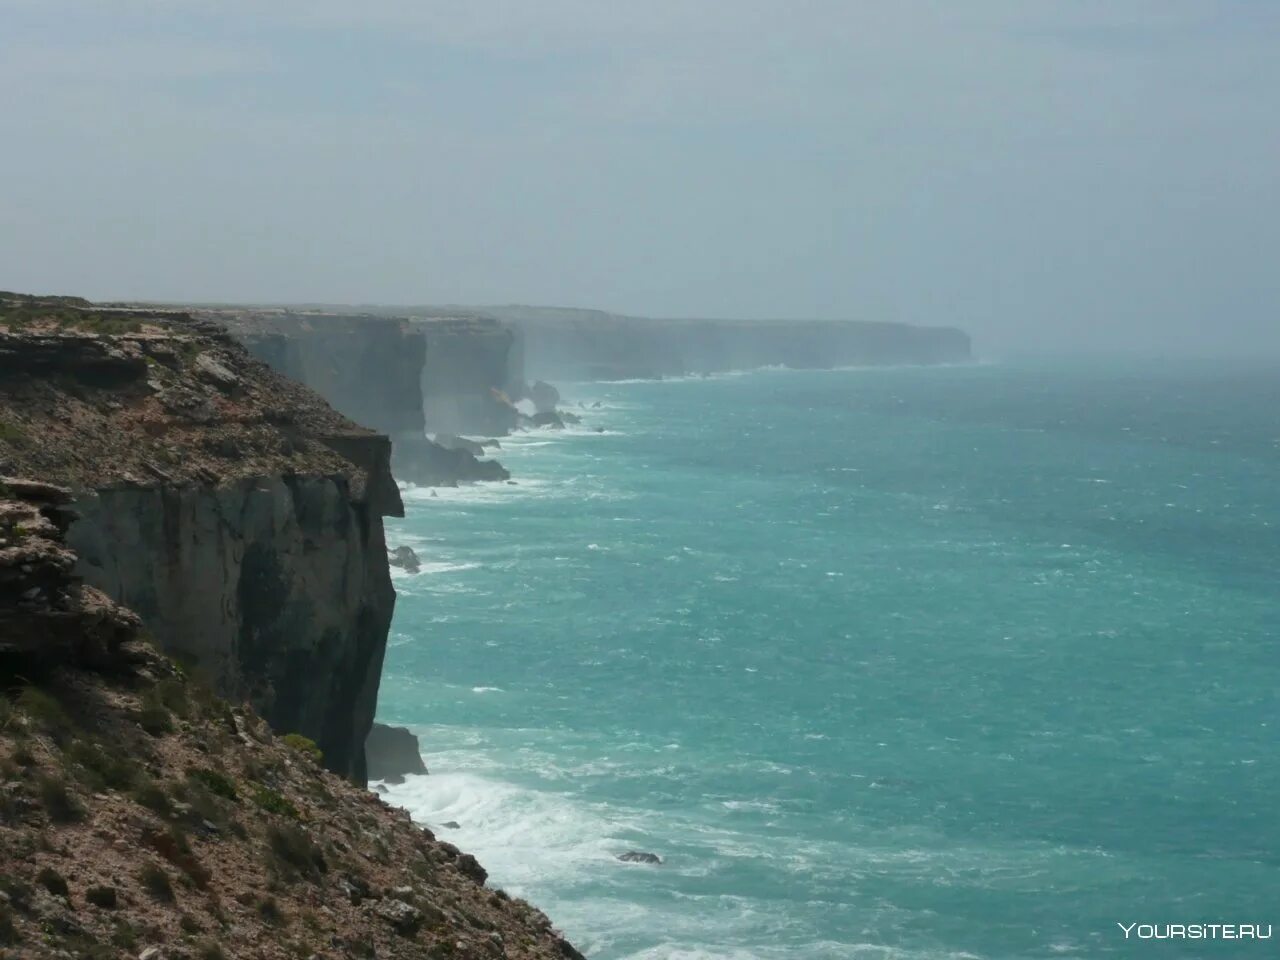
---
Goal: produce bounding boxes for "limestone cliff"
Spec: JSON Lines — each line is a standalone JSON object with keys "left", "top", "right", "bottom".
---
{"left": 216, "top": 310, "right": 514, "bottom": 485}
{"left": 0, "top": 476, "right": 584, "bottom": 959}
{"left": 0, "top": 296, "right": 398, "bottom": 783}
{"left": 481, "top": 305, "right": 973, "bottom": 381}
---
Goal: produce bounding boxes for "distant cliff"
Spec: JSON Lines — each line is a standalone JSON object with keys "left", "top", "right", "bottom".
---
{"left": 0, "top": 297, "right": 398, "bottom": 783}
{"left": 481, "top": 305, "right": 972, "bottom": 381}
{"left": 216, "top": 310, "right": 516, "bottom": 486}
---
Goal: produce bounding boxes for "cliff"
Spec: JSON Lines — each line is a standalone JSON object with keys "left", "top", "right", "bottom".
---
{"left": 0, "top": 476, "right": 584, "bottom": 959}
{"left": 481, "top": 305, "right": 973, "bottom": 381}
{"left": 0, "top": 296, "right": 398, "bottom": 783}
{"left": 215, "top": 311, "right": 515, "bottom": 485}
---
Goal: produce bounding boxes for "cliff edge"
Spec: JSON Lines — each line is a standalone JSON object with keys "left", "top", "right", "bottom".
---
{"left": 0, "top": 477, "right": 583, "bottom": 959}
{"left": 0, "top": 295, "right": 399, "bottom": 783}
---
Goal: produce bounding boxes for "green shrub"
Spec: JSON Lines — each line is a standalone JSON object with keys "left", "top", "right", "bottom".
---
{"left": 282, "top": 733, "right": 323, "bottom": 764}
{"left": 257, "top": 895, "right": 285, "bottom": 926}
{"left": 0, "top": 903, "right": 19, "bottom": 945}
{"left": 0, "top": 419, "right": 28, "bottom": 447}
{"left": 252, "top": 786, "right": 299, "bottom": 820}
{"left": 36, "top": 774, "right": 85, "bottom": 823}
{"left": 197, "top": 940, "right": 227, "bottom": 960}
{"left": 110, "top": 919, "right": 138, "bottom": 948}
{"left": 186, "top": 767, "right": 238, "bottom": 802}
{"left": 67, "top": 740, "right": 141, "bottom": 792}
{"left": 265, "top": 823, "right": 326, "bottom": 880}
{"left": 12, "top": 745, "right": 36, "bottom": 767}
{"left": 16, "top": 688, "right": 73, "bottom": 740}
{"left": 139, "top": 862, "right": 174, "bottom": 903}
{"left": 35, "top": 866, "right": 68, "bottom": 897}
{"left": 86, "top": 885, "right": 118, "bottom": 909}
{"left": 154, "top": 679, "right": 190, "bottom": 719}
{"left": 0, "top": 876, "right": 32, "bottom": 911}
{"left": 138, "top": 689, "right": 173, "bottom": 736}
{"left": 131, "top": 778, "right": 172, "bottom": 817}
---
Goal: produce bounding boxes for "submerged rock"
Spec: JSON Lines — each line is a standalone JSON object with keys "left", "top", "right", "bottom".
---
{"left": 434, "top": 433, "right": 489, "bottom": 457}
{"left": 365, "top": 722, "right": 428, "bottom": 784}
{"left": 393, "top": 436, "right": 510, "bottom": 486}
{"left": 527, "top": 411, "right": 564, "bottom": 430}
{"left": 388, "top": 545, "right": 421, "bottom": 574}
{"left": 616, "top": 851, "right": 663, "bottom": 864}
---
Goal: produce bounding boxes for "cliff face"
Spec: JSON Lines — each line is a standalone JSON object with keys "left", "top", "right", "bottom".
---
{"left": 69, "top": 478, "right": 392, "bottom": 782}
{"left": 0, "top": 477, "right": 584, "bottom": 960}
{"left": 218, "top": 311, "right": 515, "bottom": 485}
{"left": 0, "top": 298, "right": 398, "bottom": 783}
{"left": 482, "top": 305, "right": 973, "bottom": 381}
{"left": 414, "top": 316, "right": 521, "bottom": 437}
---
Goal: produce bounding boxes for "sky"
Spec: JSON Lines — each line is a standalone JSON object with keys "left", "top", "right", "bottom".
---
{"left": 2, "top": 1, "right": 1278, "bottom": 356}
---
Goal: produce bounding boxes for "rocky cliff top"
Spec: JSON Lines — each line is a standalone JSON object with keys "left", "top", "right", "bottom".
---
{"left": 0, "top": 296, "right": 394, "bottom": 506}
{"left": 0, "top": 478, "right": 583, "bottom": 960}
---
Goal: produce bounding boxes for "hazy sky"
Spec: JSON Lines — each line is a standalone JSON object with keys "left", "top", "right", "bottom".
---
{"left": 3, "top": 1, "right": 1277, "bottom": 356}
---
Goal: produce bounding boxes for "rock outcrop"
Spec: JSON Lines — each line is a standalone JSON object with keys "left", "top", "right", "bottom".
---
{"left": 0, "top": 478, "right": 139, "bottom": 666}
{"left": 0, "top": 476, "right": 583, "bottom": 957}
{"left": 0, "top": 297, "right": 398, "bottom": 783}
{"left": 365, "top": 722, "right": 429, "bottom": 784}
{"left": 529, "top": 380, "right": 561, "bottom": 415}
{"left": 388, "top": 545, "right": 422, "bottom": 574}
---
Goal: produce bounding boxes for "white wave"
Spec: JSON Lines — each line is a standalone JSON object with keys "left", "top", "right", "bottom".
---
{"left": 470, "top": 686, "right": 503, "bottom": 694}
{"left": 389, "top": 560, "right": 479, "bottom": 578}
{"left": 380, "top": 768, "right": 647, "bottom": 893}
{"left": 399, "top": 477, "right": 555, "bottom": 504}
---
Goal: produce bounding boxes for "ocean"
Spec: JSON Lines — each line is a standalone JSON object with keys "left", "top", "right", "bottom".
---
{"left": 376, "top": 360, "right": 1280, "bottom": 959}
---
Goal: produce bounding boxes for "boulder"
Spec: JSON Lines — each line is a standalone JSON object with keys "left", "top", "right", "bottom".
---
{"left": 388, "top": 546, "right": 421, "bottom": 574}
{"left": 365, "top": 723, "right": 428, "bottom": 784}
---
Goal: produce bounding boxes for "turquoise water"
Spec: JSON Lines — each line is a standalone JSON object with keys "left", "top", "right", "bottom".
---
{"left": 377, "top": 362, "right": 1280, "bottom": 959}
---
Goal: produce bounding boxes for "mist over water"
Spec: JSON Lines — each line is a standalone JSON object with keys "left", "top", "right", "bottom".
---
{"left": 378, "top": 361, "right": 1280, "bottom": 959}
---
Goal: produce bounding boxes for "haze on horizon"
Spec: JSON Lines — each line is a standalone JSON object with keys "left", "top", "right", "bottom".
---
{"left": 2, "top": 1, "right": 1277, "bottom": 358}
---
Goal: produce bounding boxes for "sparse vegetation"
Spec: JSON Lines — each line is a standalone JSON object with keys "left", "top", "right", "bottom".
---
{"left": 36, "top": 773, "right": 85, "bottom": 823}
{"left": 266, "top": 822, "right": 326, "bottom": 880}
{"left": 139, "top": 687, "right": 174, "bottom": 735}
{"left": 282, "top": 732, "right": 323, "bottom": 764}
{"left": 67, "top": 738, "right": 142, "bottom": 792}
{"left": 257, "top": 895, "right": 286, "bottom": 926}
{"left": 0, "top": 904, "right": 19, "bottom": 945}
{"left": 139, "top": 861, "right": 175, "bottom": 903}
{"left": 0, "top": 418, "right": 28, "bottom": 446}
{"left": 187, "top": 766, "right": 239, "bottom": 801}
{"left": 16, "top": 687, "right": 73, "bottom": 741}
{"left": 86, "top": 885, "right": 118, "bottom": 909}
{"left": 154, "top": 678, "right": 191, "bottom": 719}
{"left": 253, "top": 785, "right": 301, "bottom": 820}
{"left": 132, "top": 777, "right": 173, "bottom": 817}
{"left": 35, "top": 866, "right": 68, "bottom": 897}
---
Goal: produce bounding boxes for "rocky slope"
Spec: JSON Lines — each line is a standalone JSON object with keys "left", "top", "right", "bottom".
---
{"left": 213, "top": 311, "right": 515, "bottom": 486}
{"left": 0, "top": 296, "right": 398, "bottom": 783}
{"left": 0, "top": 476, "right": 583, "bottom": 959}
{"left": 481, "top": 306, "right": 973, "bottom": 381}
